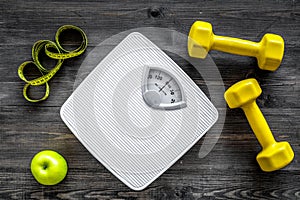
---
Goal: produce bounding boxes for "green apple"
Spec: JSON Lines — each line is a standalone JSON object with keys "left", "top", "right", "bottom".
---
{"left": 30, "top": 150, "right": 68, "bottom": 185}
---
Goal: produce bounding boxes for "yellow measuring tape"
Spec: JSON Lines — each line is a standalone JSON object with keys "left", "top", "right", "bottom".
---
{"left": 18, "top": 25, "right": 88, "bottom": 102}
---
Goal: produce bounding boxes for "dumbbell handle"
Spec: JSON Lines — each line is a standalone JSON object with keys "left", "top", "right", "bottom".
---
{"left": 242, "top": 101, "right": 276, "bottom": 148}
{"left": 212, "top": 35, "right": 260, "bottom": 57}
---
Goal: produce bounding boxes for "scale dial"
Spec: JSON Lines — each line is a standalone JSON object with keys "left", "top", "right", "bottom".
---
{"left": 142, "top": 66, "right": 186, "bottom": 110}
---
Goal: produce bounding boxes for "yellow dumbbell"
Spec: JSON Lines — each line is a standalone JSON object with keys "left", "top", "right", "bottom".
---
{"left": 188, "top": 21, "right": 284, "bottom": 71}
{"left": 224, "top": 78, "right": 294, "bottom": 172}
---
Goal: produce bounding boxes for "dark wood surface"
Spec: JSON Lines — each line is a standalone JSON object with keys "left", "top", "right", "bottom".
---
{"left": 1, "top": 0, "right": 299, "bottom": 199}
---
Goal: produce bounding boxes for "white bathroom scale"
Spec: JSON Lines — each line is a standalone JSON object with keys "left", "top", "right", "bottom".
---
{"left": 60, "top": 32, "right": 218, "bottom": 190}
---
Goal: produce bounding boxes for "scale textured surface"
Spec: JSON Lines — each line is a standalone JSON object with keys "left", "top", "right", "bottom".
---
{"left": 60, "top": 32, "right": 218, "bottom": 190}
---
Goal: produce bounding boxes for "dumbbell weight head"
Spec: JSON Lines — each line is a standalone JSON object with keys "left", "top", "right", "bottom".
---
{"left": 258, "top": 34, "right": 284, "bottom": 71}
{"left": 257, "top": 141, "right": 294, "bottom": 172}
{"left": 188, "top": 21, "right": 213, "bottom": 58}
{"left": 224, "top": 78, "right": 262, "bottom": 109}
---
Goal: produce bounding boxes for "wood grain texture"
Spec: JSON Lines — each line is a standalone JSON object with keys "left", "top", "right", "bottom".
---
{"left": 1, "top": 0, "right": 299, "bottom": 199}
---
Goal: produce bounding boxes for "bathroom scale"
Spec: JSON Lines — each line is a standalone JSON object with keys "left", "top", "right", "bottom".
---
{"left": 60, "top": 32, "right": 218, "bottom": 190}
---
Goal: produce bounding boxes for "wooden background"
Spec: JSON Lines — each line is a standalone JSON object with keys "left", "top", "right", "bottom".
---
{"left": 1, "top": 0, "right": 299, "bottom": 199}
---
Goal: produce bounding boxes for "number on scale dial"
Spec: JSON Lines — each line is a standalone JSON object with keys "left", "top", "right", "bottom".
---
{"left": 142, "top": 66, "right": 186, "bottom": 110}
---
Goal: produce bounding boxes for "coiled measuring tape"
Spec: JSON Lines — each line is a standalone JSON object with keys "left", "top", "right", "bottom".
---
{"left": 18, "top": 25, "right": 88, "bottom": 102}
